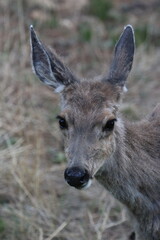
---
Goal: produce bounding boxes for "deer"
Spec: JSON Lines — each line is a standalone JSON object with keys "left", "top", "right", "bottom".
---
{"left": 30, "top": 25, "right": 160, "bottom": 240}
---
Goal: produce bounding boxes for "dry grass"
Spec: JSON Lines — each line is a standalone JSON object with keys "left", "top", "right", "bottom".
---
{"left": 0, "top": 0, "right": 160, "bottom": 239}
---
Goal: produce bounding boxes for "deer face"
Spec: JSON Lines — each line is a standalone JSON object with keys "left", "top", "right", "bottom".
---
{"left": 60, "top": 82, "right": 120, "bottom": 189}
{"left": 30, "top": 25, "right": 135, "bottom": 189}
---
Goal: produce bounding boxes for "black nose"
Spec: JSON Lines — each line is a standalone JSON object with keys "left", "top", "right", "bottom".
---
{"left": 64, "top": 167, "right": 90, "bottom": 189}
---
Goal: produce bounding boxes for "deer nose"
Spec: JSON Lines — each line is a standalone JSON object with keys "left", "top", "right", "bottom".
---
{"left": 64, "top": 167, "right": 90, "bottom": 189}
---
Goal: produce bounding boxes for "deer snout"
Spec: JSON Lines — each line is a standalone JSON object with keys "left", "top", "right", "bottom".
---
{"left": 64, "top": 167, "right": 91, "bottom": 189}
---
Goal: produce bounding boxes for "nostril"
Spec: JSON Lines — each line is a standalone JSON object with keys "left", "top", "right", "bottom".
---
{"left": 64, "top": 167, "right": 86, "bottom": 182}
{"left": 64, "top": 167, "right": 90, "bottom": 188}
{"left": 65, "top": 167, "right": 85, "bottom": 178}
{"left": 79, "top": 170, "right": 89, "bottom": 183}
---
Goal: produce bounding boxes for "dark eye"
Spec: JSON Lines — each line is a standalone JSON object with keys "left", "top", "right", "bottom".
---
{"left": 57, "top": 116, "right": 68, "bottom": 130}
{"left": 103, "top": 119, "right": 117, "bottom": 131}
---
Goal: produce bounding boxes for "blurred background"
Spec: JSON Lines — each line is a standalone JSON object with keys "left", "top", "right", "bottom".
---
{"left": 0, "top": 0, "right": 160, "bottom": 239}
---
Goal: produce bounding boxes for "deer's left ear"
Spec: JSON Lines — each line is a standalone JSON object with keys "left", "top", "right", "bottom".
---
{"left": 105, "top": 25, "right": 135, "bottom": 89}
{"left": 30, "top": 26, "right": 78, "bottom": 92}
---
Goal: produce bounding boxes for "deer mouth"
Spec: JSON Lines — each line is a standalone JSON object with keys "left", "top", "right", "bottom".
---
{"left": 68, "top": 178, "right": 93, "bottom": 190}
{"left": 80, "top": 178, "right": 92, "bottom": 189}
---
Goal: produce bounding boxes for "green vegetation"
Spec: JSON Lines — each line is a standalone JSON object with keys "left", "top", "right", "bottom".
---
{"left": 54, "top": 152, "right": 66, "bottom": 164}
{"left": 88, "top": 0, "right": 113, "bottom": 21}
{"left": 0, "top": 219, "right": 5, "bottom": 233}
{"left": 109, "top": 31, "right": 119, "bottom": 47}
{"left": 122, "top": 106, "right": 139, "bottom": 121}
{"left": 79, "top": 23, "right": 92, "bottom": 42}
{"left": 135, "top": 25, "right": 148, "bottom": 46}
{"left": 44, "top": 14, "right": 58, "bottom": 28}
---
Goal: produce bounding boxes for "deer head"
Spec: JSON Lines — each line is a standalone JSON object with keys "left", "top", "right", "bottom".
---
{"left": 30, "top": 25, "right": 135, "bottom": 189}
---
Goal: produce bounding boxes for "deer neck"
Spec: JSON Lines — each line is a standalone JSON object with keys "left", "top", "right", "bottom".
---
{"left": 95, "top": 118, "right": 157, "bottom": 214}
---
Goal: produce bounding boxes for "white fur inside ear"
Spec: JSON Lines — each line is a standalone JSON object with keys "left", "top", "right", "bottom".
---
{"left": 55, "top": 85, "right": 65, "bottom": 93}
{"left": 123, "top": 85, "right": 128, "bottom": 93}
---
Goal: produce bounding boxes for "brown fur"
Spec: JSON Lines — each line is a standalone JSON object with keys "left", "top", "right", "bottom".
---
{"left": 30, "top": 25, "right": 160, "bottom": 240}
{"left": 60, "top": 80, "right": 160, "bottom": 239}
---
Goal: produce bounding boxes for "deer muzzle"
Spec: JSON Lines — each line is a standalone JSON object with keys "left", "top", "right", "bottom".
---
{"left": 64, "top": 166, "right": 91, "bottom": 189}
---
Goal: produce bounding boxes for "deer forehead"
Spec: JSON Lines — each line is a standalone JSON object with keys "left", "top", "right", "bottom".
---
{"left": 60, "top": 81, "right": 119, "bottom": 125}
{"left": 62, "top": 81, "right": 120, "bottom": 110}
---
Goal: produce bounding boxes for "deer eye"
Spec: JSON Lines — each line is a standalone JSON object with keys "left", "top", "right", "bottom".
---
{"left": 103, "top": 119, "right": 117, "bottom": 132}
{"left": 57, "top": 116, "right": 68, "bottom": 130}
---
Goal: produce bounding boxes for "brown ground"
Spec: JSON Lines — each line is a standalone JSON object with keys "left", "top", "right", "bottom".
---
{"left": 0, "top": 0, "right": 160, "bottom": 239}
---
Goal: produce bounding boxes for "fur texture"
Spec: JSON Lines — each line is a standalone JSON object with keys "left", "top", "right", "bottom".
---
{"left": 30, "top": 25, "right": 160, "bottom": 240}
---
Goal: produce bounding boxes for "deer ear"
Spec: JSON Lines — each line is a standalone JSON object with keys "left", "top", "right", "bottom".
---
{"left": 30, "top": 26, "right": 78, "bottom": 92}
{"left": 106, "top": 25, "right": 135, "bottom": 88}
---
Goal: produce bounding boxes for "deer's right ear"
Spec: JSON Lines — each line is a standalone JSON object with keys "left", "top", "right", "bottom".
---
{"left": 30, "top": 26, "right": 78, "bottom": 92}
